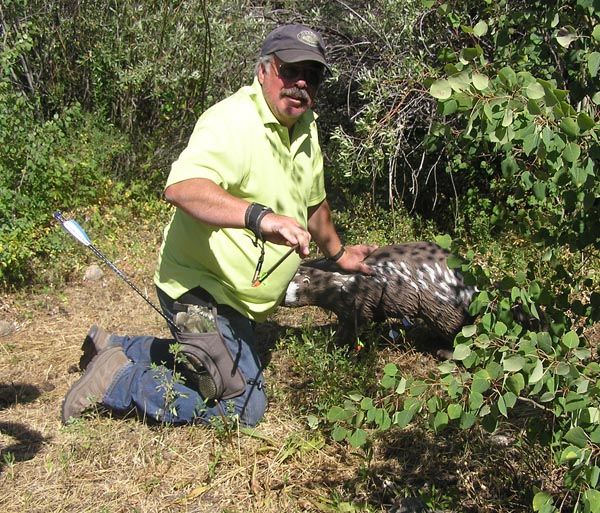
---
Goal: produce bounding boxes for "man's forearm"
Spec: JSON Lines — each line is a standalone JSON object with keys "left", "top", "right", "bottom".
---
{"left": 308, "top": 200, "right": 378, "bottom": 273}
{"left": 164, "top": 178, "right": 249, "bottom": 228}
{"left": 165, "top": 177, "right": 312, "bottom": 256}
{"left": 307, "top": 200, "right": 343, "bottom": 257}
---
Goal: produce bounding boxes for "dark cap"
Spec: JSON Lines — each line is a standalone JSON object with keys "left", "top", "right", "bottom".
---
{"left": 261, "top": 24, "right": 329, "bottom": 68}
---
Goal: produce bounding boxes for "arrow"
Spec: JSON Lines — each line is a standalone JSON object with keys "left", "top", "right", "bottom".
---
{"left": 54, "top": 211, "right": 179, "bottom": 331}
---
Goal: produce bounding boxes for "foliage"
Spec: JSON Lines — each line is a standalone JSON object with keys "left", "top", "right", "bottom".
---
{"left": 324, "top": 2, "right": 599, "bottom": 512}
{"left": 0, "top": 88, "right": 128, "bottom": 284}
{"left": 323, "top": 0, "right": 600, "bottom": 231}
{"left": 275, "top": 326, "right": 380, "bottom": 420}
{"left": 1, "top": 1, "right": 598, "bottom": 510}
{"left": 331, "top": 195, "right": 436, "bottom": 247}
{"left": 1, "top": 0, "right": 264, "bottom": 164}
{"left": 318, "top": 0, "right": 434, "bottom": 210}
{"left": 0, "top": 0, "right": 269, "bottom": 285}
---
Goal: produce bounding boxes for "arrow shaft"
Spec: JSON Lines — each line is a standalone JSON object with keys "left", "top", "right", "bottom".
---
{"left": 54, "top": 211, "right": 179, "bottom": 331}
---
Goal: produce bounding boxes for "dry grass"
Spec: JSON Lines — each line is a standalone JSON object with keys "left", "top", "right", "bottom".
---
{"left": 0, "top": 235, "right": 370, "bottom": 513}
{"left": 0, "top": 230, "right": 595, "bottom": 512}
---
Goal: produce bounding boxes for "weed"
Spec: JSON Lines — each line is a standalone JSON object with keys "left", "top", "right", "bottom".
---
{"left": 207, "top": 448, "right": 223, "bottom": 481}
{"left": 209, "top": 401, "right": 240, "bottom": 442}
{"left": 317, "top": 491, "right": 376, "bottom": 512}
{"left": 417, "top": 483, "right": 457, "bottom": 511}
{"left": 150, "top": 342, "right": 189, "bottom": 422}
{"left": 2, "top": 451, "right": 16, "bottom": 478}
{"left": 275, "top": 327, "right": 379, "bottom": 418}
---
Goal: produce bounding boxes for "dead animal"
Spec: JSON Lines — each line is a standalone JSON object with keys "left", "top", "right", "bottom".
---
{"left": 283, "top": 242, "right": 476, "bottom": 353}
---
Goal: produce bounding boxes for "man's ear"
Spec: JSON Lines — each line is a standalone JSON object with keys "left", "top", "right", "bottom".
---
{"left": 257, "top": 62, "right": 266, "bottom": 85}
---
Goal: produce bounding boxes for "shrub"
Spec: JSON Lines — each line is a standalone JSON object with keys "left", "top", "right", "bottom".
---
{"left": 324, "top": 2, "right": 600, "bottom": 511}
{"left": 0, "top": 84, "right": 128, "bottom": 283}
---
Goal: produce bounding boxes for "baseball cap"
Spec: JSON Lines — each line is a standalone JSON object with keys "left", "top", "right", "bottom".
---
{"left": 261, "top": 24, "right": 329, "bottom": 69}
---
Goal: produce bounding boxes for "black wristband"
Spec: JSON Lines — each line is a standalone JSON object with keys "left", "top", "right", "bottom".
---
{"left": 328, "top": 245, "right": 345, "bottom": 262}
{"left": 245, "top": 203, "right": 273, "bottom": 240}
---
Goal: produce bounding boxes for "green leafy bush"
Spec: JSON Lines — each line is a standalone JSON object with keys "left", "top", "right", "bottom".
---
{"left": 0, "top": 1, "right": 125, "bottom": 283}
{"left": 323, "top": 2, "right": 599, "bottom": 511}
{"left": 0, "top": 80, "right": 128, "bottom": 283}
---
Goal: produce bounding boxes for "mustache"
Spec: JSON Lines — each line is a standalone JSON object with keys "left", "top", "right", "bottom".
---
{"left": 281, "top": 87, "right": 310, "bottom": 102}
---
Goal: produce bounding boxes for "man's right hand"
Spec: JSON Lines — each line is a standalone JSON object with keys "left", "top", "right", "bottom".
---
{"left": 259, "top": 213, "right": 311, "bottom": 257}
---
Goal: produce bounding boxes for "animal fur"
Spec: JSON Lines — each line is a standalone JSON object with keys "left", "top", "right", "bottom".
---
{"left": 284, "top": 242, "right": 476, "bottom": 350}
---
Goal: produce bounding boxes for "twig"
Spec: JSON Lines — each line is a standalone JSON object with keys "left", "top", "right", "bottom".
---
{"left": 333, "top": 0, "right": 394, "bottom": 54}
{"left": 516, "top": 395, "right": 553, "bottom": 414}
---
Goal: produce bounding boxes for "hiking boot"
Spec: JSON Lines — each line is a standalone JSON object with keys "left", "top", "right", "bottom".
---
{"left": 62, "top": 346, "right": 130, "bottom": 424}
{"left": 79, "top": 325, "right": 115, "bottom": 371}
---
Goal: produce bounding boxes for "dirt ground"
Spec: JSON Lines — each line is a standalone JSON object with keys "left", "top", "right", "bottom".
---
{"left": 0, "top": 243, "right": 597, "bottom": 512}
{"left": 0, "top": 248, "right": 389, "bottom": 513}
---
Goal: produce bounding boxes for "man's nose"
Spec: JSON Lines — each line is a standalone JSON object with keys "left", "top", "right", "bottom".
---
{"left": 296, "top": 76, "right": 308, "bottom": 87}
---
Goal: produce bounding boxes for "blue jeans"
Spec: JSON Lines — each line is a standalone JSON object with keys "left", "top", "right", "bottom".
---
{"left": 102, "top": 292, "right": 267, "bottom": 426}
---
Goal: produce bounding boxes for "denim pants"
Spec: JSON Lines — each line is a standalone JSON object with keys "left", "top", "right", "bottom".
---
{"left": 101, "top": 289, "right": 267, "bottom": 426}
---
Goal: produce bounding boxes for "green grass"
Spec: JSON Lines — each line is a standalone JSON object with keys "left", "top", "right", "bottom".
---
{"left": 273, "top": 325, "right": 381, "bottom": 419}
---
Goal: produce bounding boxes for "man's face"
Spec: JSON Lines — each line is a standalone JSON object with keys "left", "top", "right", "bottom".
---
{"left": 258, "top": 55, "right": 324, "bottom": 128}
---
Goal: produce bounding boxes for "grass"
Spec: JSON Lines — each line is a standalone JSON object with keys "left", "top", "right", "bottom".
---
{"left": 0, "top": 203, "right": 597, "bottom": 512}
{"left": 272, "top": 327, "right": 379, "bottom": 417}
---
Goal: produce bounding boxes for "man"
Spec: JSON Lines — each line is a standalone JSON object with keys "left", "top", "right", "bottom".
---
{"left": 62, "top": 24, "right": 376, "bottom": 427}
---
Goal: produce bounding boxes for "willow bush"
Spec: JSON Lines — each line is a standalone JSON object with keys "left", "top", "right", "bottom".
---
{"left": 0, "top": 0, "right": 269, "bottom": 284}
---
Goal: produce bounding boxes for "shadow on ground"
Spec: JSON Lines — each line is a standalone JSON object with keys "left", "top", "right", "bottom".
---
{"left": 0, "top": 382, "right": 42, "bottom": 409}
{"left": 290, "top": 425, "right": 546, "bottom": 513}
{"left": 0, "top": 422, "right": 48, "bottom": 473}
{"left": 0, "top": 383, "right": 49, "bottom": 473}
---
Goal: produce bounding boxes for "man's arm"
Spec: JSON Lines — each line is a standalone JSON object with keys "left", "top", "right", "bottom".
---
{"left": 307, "top": 200, "right": 377, "bottom": 274}
{"left": 165, "top": 178, "right": 312, "bottom": 256}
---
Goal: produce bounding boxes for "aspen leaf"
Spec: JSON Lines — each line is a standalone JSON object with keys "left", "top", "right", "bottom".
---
{"left": 562, "top": 330, "right": 579, "bottom": 349}
{"left": 448, "top": 72, "right": 471, "bottom": 92}
{"left": 472, "top": 72, "right": 489, "bottom": 90}
{"left": 532, "top": 182, "right": 546, "bottom": 200}
{"left": 430, "top": 79, "right": 452, "bottom": 99}
{"left": 563, "top": 142, "right": 581, "bottom": 163}
{"left": 560, "top": 117, "right": 579, "bottom": 137}
{"left": 447, "top": 403, "right": 463, "bottom": 420}
{"left": 503, "top": 356, "right": 525, "bottom": 372}
{"left": 525, "top": 82, "right": 544, "bottom": 99}
{"left": 533, "top": 492, "right": 553, "bottom": 511}
{"left": 571, "top": 167, "right": 588, "bottom": 187}
{"left": 564, "top": 426, "right": 587, "bottom": 448}
{"left": 473, "top": 20, "right": 488, "bottom": 37}
{"left": 348, "top": 428, "right": 368, "bottom": 448}
{"left": 529, "top": 360, "right": 544, "bottom": 384}
{"left": 433, "top": 411, "right": 449, "bottom": 431}
{"left": 462, "top": 325, "right": 477, "bottom": 337}
{"left": 584, "top": 489, "right": 600, "bottom": 513}
{"left": 434, "top": 233, "right": 452, "bottom": 249}
{"left": 453, "top": 344, "right": 471, "bottom": 360}
{"left": 588, "top": 51, "right": 600, "bottom": 77}
{"left": 498, "top": 66, "right": 517, "bottom": 87}
{"left": 502, "top": 109, "right": 514, "bottom": 127}
{"left": 527, "top": 99, "right": 543, "bottom": 115}
{"left": 577, "top": 111, "right": 595, "bottom": 131}
{"left": 556, "top": 26, "right": 577, "bottom": 48}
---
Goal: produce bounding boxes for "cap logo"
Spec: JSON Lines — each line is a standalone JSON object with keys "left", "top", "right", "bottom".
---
{"left": 297, "top": 30, "right": 320, "bottom": 47}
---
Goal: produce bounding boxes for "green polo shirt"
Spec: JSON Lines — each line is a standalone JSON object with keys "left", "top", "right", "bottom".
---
{"left": 154, "top": 78, "right": 326, "bottom": 321}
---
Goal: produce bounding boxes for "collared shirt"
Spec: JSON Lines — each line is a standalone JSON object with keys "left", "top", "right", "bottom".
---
{"left": 154, "top": 77, "right": 326, "bottom": 321}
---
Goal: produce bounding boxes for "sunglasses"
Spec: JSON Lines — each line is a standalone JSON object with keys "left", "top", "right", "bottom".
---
{"left": 273, "top": 60, "right": 324, "bottom": 89}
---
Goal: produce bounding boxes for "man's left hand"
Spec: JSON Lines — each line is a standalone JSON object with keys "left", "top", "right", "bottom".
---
{"left": 336, "top": 244, "right": 378, "bottom": 275}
